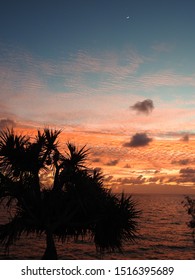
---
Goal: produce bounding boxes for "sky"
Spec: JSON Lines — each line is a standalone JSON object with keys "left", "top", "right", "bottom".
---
{"left": 1, "top": 0, "right": 195, "bottom": 193}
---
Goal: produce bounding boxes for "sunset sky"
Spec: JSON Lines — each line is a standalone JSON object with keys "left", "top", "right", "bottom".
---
{"left": 1, "top": 0, "right": 195, "bottom": 193}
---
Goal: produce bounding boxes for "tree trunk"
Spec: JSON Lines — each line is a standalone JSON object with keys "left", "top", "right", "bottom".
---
{"left": 42, "top": 230, "right": 58, "bottom": 260}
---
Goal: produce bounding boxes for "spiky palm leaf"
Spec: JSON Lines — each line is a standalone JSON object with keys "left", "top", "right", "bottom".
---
{"left": 65, "top": 143, "right": 89, "bottom": 170}
{"left": 0, "top": 129, "right": 30, "bottom": 178}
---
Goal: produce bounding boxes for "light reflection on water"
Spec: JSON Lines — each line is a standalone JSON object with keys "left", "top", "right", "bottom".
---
{"left": 0, "top": 194, "right": 195, "bottom": 259}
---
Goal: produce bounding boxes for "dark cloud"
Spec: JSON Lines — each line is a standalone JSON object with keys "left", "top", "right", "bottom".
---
{"left": 124, "top": 133, "right": 152, "bottom": 147}
{"left": 0, "top": 118, "right": 16, "bottom": 130}
{"left": 177, "top": 168, "right": 195, "bottom": 183}
{"left": 163, "top": 168, "right": 195, "bottom": 185}
{"left": 106, "top": 159, "right": 119, "bottom": 166}
{"left": 92, "top": 158, "right": 101, "bottom": 163}
{"left": 130, "top": 99, "right": 154, "bottom": 115}
{"left": 123, "top": 164, "right": 131, "bottom": 168}
{"left": 147, "top": 176, "right": 165, "bottom": 183}
{"left": 116, "top": 175, "right": 146, "bottom": 185}
{"left": 179, "top": 167, "right": 195, "bottom": 175}
{"left": 180, "top": 134, "right": 189, "bottom": 142}
{"left": 171, "top": 159, "right": 190, "bottom": 166}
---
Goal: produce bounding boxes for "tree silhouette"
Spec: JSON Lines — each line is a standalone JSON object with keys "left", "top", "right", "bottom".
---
{"left": 0, "top": 128, "right": 140, "bottom": 259}
{"left": 183, "top": 196, "right": 195, "bottom": 242}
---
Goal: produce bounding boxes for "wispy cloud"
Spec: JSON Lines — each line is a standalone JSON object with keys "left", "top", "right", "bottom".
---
{"left": 105, "top": 159, "right": 120, "bottom": 166}
{"left": 137, "top": 71, "right": 195, "bottom": 88}
{"left": 152, "top": 42, "right": 174, "bottom": 53}
{"left": 1, "top": 44, "right": 195, "bottom": 138}
{"left": 0, "top": 118, "right": 16, "bottom": 130}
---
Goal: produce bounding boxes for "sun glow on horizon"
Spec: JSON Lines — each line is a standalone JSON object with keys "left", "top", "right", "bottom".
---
{"left": 3, "top": 125, "right": 195, "bottom": 194}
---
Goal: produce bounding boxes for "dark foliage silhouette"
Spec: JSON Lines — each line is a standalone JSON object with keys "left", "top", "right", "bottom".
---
{"left": 183, "top": 196, "right": 195, "bottom": 242}
{"left": 0, "top": 128, "right": 140, "bottom": 259}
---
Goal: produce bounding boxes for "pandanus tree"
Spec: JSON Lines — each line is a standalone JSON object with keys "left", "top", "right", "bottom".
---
{"left": 0, "top": 128, "right": 140, "bottom": 259}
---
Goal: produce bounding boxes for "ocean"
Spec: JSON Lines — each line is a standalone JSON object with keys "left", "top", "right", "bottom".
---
{"left": 0, "top": 194, "right": 195, "bottom": 260}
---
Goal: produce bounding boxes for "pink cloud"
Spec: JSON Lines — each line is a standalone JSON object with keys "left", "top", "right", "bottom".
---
{"left": 152, "top": 42, "right": 174, "bottom": 53}
{"left": 137, "top": 71, "right": 195, "bottom": 88}
{"left": 1, "top": 45, "right": 195, "bottom": 138}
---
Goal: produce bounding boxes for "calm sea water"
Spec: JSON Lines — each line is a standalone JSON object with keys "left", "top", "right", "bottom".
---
{"left": 0, "top": 194, "right": 195, "bottom": 260}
